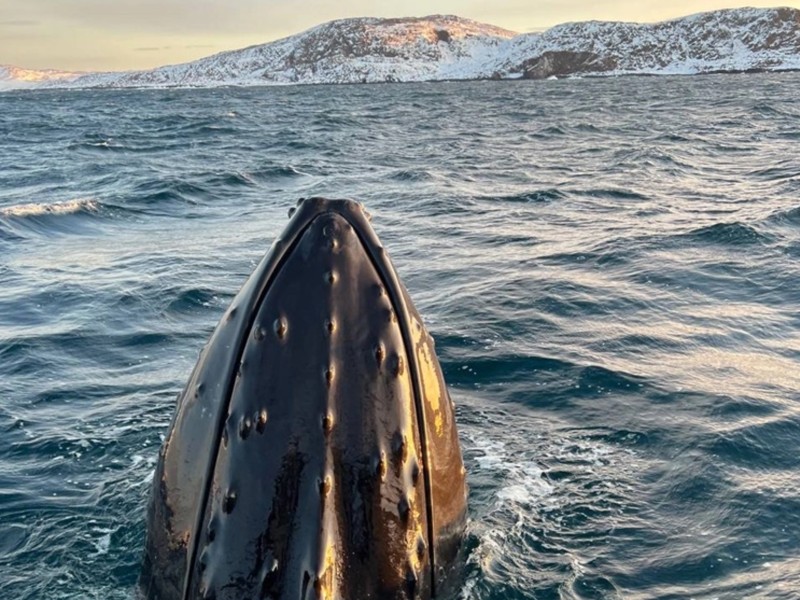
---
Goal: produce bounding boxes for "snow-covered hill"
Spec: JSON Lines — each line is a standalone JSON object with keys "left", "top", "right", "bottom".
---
{"left": 7, "top": 8, "right": 800, "bottom": 90}
{"left": 0, "top": 65, "right": 84, "bottom": 90}
{"left": 57, "top": 16, "right": 516, "bottom": 89}
{"left": 485, "top": 7, "right": 800, "bottom": 79}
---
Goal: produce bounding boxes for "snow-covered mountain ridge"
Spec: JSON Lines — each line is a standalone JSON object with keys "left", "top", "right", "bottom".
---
{"left": 5, "top": 8, "right": 800, "bottom": 90}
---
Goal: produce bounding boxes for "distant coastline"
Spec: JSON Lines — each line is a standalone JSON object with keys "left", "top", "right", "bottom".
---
{"left": 2, "top": 7, "right": 800, "bottom": 91}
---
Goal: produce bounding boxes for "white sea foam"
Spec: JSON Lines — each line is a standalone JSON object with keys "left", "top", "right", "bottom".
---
{"left": 462, "top": 412, "right": 646, "bottom": 589}
{"left": 89, "top": 527, "right": 114, "bottom": 556}
{"left": 460, "top": 574, "right": 479, "bottom": 599}
{"left": 0, "top": 198, "right": 99, "bottom": 218}
{"left": 471, "top": 435, "right": 555, "bottom": 507}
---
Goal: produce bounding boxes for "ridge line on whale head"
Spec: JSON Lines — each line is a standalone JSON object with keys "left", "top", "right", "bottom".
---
{"left": 140, "top": 197, "right": 468, "bottom": 600}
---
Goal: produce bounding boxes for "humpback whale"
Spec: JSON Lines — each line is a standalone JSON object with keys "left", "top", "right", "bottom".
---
{"left": 140, "top": 198, "right": 468, "bottom": 599}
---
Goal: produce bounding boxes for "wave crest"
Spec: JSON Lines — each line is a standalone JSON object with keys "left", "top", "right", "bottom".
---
{"left": 0, "top": 198, "right": 100, "bottom": 219}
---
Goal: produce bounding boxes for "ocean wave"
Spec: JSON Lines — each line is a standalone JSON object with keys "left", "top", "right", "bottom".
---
{"left": 165, "top": 287, "right": 220, "bottom": 315}
{"left": 67, "top": 136, "right": 127, "bottom": 152}
{"left": 131, "top": 179, "right": 208, "bottom": 206}
{"left": 614, "top": 146, "right": 694, "bottom": 170}
{"left": 652, "top": 132, "right": 694, "bottom": 143}
{"left": 710, "top": 141, "right": 752, "bottom": 153}
{"left": 750, "top": 102, "right": 799, "bottom": 118}
{"left": 250, "top": 165, "right": 309, "bottom": 179}
{"left": 193, "top": 124, "right": 240, "bottom": 136}
{"left": 706, "top": 415, "right": 800, "bottom": 469}
{"left": 576, "top": 187, "right": 649, "bottom": 201}
{"left": 200, "top": 171, "right": 257, "bottom": 188}
{"left": 766, "top": 205, "right": 800, "bottom": 227}
{"left": 572, "top": 122, "right": 604, "bottom": 133}
{"left": 387, "top": 168, "right": 435, "bottom": 182}
{"left": 0, "top": 224, "right": 22, "bottom": 243}
{"left": 443, "top": 354, "right": 574, "bottom": 386}
{"left": 494, "top": 188, "right": 567, "bottom": 203}
{"left": 0, "top": 198, "right": 100, "bottom": 219}
{"left": 530, "top": 124, "right": 567, "bottom": 138}
{"left": 683, "top": 221, "right": 774, "bottom": 246}
{"left": 748, "top": 161, "right": 798, "bottom": 182}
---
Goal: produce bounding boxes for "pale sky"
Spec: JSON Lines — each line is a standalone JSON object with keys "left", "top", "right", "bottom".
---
{"left": 2, "top": 1, "right": 799, "bottom": 71}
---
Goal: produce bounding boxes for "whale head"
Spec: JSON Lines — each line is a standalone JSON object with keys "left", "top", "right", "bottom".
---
{"left": 140, "top": 198, "right": 467, "bottom": 599}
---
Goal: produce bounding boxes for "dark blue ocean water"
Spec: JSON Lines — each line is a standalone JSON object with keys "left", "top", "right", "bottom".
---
{"left": 1, "top": 74, "right": 799, "bottom": 599}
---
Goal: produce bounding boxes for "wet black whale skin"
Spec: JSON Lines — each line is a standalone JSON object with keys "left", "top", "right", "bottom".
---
{"left": 139, "top": 198, "right": 468, "bottom": 599}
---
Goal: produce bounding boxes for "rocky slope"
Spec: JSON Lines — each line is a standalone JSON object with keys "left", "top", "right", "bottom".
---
{"left": 5, "top": 8, "right": 800, "bottom": 90}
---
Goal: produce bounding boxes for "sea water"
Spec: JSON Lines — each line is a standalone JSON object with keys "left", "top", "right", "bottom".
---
{"left": 1, "top": 74, "right": 799, "bottom": 599}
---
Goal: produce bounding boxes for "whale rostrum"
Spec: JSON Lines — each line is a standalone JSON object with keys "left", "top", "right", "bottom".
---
{"left": 140, "top": 198, "right": 468, "bottom": 599}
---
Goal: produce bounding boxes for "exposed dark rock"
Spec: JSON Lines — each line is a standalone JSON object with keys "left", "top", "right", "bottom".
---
{"left": 520, "top": 51, "right": 617, "bottom": 79}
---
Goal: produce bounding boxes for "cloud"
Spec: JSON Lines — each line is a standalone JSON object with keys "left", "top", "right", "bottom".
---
{"left": 9, "top": 0, "right": 286, "bottom": 36}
